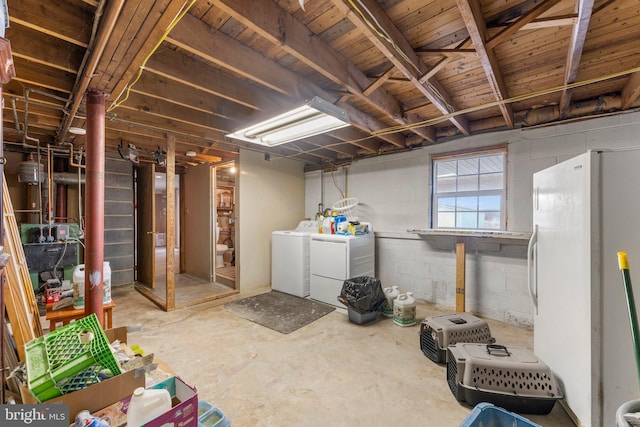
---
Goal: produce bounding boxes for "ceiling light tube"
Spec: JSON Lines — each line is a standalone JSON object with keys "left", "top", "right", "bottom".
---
{"left": 227, "top": 97, "right": 350, "bottom": 147}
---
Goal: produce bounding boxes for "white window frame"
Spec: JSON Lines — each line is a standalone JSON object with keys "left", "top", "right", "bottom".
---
{"left": 431, "top": 147, "right": 507, "bottom": 230}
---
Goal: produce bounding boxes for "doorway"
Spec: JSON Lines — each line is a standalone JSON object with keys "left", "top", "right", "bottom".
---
{"left": 135, "top": 162, "right": 237, "bottom": 309}
{"left": 215, "top": 162, "right": 236, "bottom": 287}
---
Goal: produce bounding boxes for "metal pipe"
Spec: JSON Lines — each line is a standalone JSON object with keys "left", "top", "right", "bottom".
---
{"left": 84, "top": 90, "right": 106, "bottom": 324}
{"left": 60, "top": 142, "right": 86, "bottom": 169}
{"left": 53, "top": 173, "right": 86, "bottom": 185}
{"left": 55, "top": 157, "right": 67, "bottom": 221}
{"left": 58, "top": 0, "right": 125, "bottom": 141}
{"left": 22, "top": 88, "right": 30, "bottom": 145}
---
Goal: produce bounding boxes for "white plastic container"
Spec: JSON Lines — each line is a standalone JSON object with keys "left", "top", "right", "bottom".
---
{"left": 127, "top": 386, "right": 171, "bottom": 427}
{"left": 72, "top": 262, "right": 112, "bottom": 309}
{"left": 382, "top": 286, "right": 400, "bottom": 318}
{"left": 103, "top": 261, "right": 112, "bottom": 304}
{"left": 72, "top": 264, "right": 85, "bottom": 309}
{"left": 393, "top": 292, "right": 416, "bottom": 327}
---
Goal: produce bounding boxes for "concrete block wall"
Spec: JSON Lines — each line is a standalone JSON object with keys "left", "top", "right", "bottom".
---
{"left": 305, "top": 110, "right": 640, "bottom": 327}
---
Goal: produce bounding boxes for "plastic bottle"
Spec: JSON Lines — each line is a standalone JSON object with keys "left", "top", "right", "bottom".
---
{"left": 126, "top": 387, "right": 171, "bottom": 427}
{"left": 73, "top": 264, "right": 85, "bottom": 309}
{"left": 103, "top": 261, "right": 112, "bottom": 304}
{"left": 393, "top": 292, "right": 416, "bottom": 326}
{"left": 73, "top": 263, "right": 112, "bottom": 308}
{"left": 381, "top": 286, "right": 400, "bottom": 318}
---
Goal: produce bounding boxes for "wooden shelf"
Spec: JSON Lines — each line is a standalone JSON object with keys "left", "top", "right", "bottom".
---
{"left": 409, "top": 228, "right": 531, "bottom": 242}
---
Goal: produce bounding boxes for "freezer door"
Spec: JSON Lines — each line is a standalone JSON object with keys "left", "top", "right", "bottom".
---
{"left": 533, "top": 152, "right": 599, "bottom": 426}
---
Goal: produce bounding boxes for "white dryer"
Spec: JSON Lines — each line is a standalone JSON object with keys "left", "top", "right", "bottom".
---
{"left": 309, "top": 228, "right": 375, "bottom": 307}
{"left": 271, "top": 220, "right": 318, "bottom": 297}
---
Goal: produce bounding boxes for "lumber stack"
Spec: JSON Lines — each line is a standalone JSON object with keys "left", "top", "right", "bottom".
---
{"left": 2, "top": 175, "right": 43, "bottom": 360}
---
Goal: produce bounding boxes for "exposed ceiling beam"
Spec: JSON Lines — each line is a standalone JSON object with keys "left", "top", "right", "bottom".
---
{"left": 456, "top": 0, "right": 515, "bottom": 128}
{"left": 57, "top": 0, "right": 125, "bottom": 143}
{"left": 167, "top": 11, "right": 406, "bottom": 148}
{"left": 144, "top": 48, "right": 296, "bottom": 114}
{"left": 8, "top": 0, "right": 92, "bottom": 47}
{"left": 622, "top": 65, "right": 640, "bottom": 109}
{"left": 485, "top": 0, "right": 562, "bottom": 50}
{"left": 332, "top": 0, "right": 466, "bottom": 137}
{"left": 106, "top": 0, "right": 197, "bottom": 112}
{"left": 363, "top": 66, "right": 395, "bottom": 97}
{"left": 558, "top": 0, "right": 595, "bottom": 117}
{"left": 210, "top": 0, "right": 428, "bottom": 145}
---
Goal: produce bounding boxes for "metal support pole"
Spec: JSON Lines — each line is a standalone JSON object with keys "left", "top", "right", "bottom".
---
{"left": 84, "top": 90, "right": 105, "bottom": 325}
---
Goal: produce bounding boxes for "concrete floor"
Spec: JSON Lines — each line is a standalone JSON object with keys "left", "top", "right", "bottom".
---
{"left": 111, "top": 284, "right": 576, "bottom": 427}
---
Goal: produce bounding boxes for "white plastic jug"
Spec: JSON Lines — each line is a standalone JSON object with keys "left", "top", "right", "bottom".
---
{"left": 103, "top": 261, "right": 112, "bottom": 304}
{"left": 382, "top": 286, "right": 400, "bottom": 318}
{"left": 72, "top": 262, "right": 111, "bottom": 309}
{"left": 127, "top": 386, "right": 171, "bottom": 427}
{"left": 393, "top": 292, "right": 416, "bottom": 327}
{"left": 72, "top": 264, "right": 85, "bottom": 309}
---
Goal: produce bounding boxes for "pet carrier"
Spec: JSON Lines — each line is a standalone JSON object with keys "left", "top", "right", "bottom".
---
{"left": 447, "top": 343, "right": 563, "bottom": 415}
{"left": 419, "top": 313, "right": 494, "bottom": 363}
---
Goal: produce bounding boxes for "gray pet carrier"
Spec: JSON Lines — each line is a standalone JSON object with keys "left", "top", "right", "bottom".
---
{"left": 447, "top": 343, "right": 563, "bottom": 415}
{"left": 420, "top": 313, "right": 494, "bottom": 363}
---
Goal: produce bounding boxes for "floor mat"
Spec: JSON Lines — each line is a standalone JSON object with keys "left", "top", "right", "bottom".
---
{"left": 223, "top": 291, "right": 335, "bottom": 334}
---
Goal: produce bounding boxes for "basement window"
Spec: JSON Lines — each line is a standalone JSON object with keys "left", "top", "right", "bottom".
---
{"left": 431, "top": 148, "right": 506, "bottom": 230}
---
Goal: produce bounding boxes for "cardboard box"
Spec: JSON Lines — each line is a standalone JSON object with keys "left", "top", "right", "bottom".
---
{"left": 21, "top": 327, "right": 145, "bottom": 420}
{"left": 94, "top": 376, "right": 198, "bottom": 427}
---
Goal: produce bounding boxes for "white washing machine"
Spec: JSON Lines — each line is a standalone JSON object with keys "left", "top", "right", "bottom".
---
{"left": 309, "top": 227, "right": 375, "bottom": 308}
{"left": 271, "top": 220, "right": 318, "bottom": 297}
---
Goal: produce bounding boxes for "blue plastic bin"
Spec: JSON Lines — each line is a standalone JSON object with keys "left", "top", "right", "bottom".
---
{"left": 460, "top": 403, "right": 541, "bottom": 427}
{"left": 198, "top": 400, "right": 230, "bottom": 427}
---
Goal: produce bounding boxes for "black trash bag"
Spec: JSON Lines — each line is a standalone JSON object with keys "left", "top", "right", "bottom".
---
{"left": 337, "top": 276, "right": 386, "bottom": 314}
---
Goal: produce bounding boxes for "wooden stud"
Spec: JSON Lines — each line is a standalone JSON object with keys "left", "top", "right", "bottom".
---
{"left": 456, "top": 240, "right": 466, "bottom": 313}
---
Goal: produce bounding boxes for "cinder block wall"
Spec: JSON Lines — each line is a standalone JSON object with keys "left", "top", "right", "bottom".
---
{"left": 306, "top": 111, "right": 640, "bottom": 326}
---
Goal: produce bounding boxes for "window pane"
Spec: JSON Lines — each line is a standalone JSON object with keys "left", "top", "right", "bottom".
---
{"left": 438, "top": 212, "right": 455, "bottom": 228}
{"left": 437, "top": 161, "right": 456, "bottom": 178}
{"left": 479, "top": 212, "right": 501, "bottom": 229}
{"left": 437, "top": 197, "right": 455, "bottom": 212}
{"left": 478, "top": 195, "right": 501, "bottom": 211}
{"left": 457, "top": 212, "right": 477, "bottom": 228}
{"left": 480, "top": 155, "right": 504, "bottom": 173}
{"left": 432, "top": 151, "right": 506, "bottom": 230}
{"left": 479, "top": 172, "right": 503, "bottom": 190}
{"left": 456, "top": 196, "right": 477, "bottom": 211}
{"left": 458, "top": 174, "right": 478, "bottom": 191}
{"left": 437, "top": 176, "right": 456, "bottom": 193}
{"left": 458, "top": 158, "right": 478, "bottom": 175}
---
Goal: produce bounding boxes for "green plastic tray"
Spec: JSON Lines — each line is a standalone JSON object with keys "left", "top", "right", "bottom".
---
{"left": 25, "top": 313, "right": 121, "bottom": 402}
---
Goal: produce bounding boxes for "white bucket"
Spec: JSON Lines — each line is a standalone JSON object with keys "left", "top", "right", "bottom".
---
{"left": 126, "top": 386, "right": 171, "bottom": 427}
{"left": 72, "top": 262, "right": 112, "bottom": 309}
{"left": 382, "top": 286, "right": 400, "bottom": 318}
{"left": 393, "top": 292, "right": 416, "bottom": 327}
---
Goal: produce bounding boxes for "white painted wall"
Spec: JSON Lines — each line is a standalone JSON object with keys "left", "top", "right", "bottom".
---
{"left": 306, "top": 110, "right": 640, "bottom": 326}
{"left": 238, "top": 148, "right": 305, "bottom": 293}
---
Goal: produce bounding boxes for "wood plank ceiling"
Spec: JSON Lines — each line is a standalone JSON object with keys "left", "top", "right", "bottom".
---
{"left": 3, "top": 0, "right": 640, "bottom": 171}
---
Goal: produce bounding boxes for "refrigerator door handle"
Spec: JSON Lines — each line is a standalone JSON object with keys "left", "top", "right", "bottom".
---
{"left": 527, "top": 224, "right": 538, "bottom": 313}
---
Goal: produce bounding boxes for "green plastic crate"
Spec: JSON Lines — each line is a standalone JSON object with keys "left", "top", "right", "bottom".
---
{"left": 24, "top": 313, "right": 121, "bottom": 402}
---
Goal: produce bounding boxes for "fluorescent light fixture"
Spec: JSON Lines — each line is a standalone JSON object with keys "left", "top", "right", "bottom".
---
{"left": 186, "top": 150, "right": 197, "bottom": 157}
{"left": 226, "top": 97, "right": 350, "bottom": 147}
{"left": 69, "top": 127, "right": 86, "bottom": 135}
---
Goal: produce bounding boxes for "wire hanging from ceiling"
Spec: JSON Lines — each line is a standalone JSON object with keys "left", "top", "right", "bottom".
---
{"left": 108, "top": 0, "right": 197, "bottom": 112}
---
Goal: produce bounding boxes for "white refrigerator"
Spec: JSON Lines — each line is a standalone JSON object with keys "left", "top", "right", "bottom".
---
{"left": 529, "top": 149, "right": 640, "bottom": 427}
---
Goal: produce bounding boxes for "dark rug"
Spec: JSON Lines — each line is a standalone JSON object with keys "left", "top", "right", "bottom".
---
{"left": 223, "top": 291, "right": 335, "bottom": 334}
